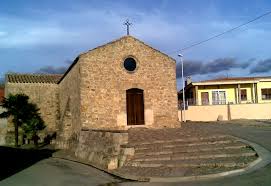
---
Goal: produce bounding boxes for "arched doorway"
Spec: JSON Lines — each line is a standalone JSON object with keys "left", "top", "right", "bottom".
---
{"left": 126, "top": 88, "right": 145, "bottom": 125}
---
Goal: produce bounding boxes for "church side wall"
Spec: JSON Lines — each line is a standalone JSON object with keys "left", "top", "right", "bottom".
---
{"left": 0, "top": 107, "right": 7, "bottom": 145}
{"left": 58, "top": 62, "right": 81, "bottom": 145}
{"left": 5, "top": 83, "right": 59, "bottom": 132}
{"left": 79, "top": 36, "right": 179, "bottom": 129}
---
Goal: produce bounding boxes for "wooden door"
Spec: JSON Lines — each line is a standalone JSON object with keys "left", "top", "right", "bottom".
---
{"left": 126, "top": 88, "right": 145, "bottom": 125}
{"left": 201, "top": 92, "right": 209, "bottom": 105}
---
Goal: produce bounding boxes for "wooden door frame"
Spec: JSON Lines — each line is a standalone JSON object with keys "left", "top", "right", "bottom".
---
{"left": 126, "top": 88, "right": 145, "bottom": 125}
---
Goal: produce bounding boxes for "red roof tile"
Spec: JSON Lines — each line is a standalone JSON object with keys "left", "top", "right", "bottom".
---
{"left": 197, "top": 76, "right": 271, "bottom": 83}
{"left": 6, "top": 74, "right": 63, "bottom": 84}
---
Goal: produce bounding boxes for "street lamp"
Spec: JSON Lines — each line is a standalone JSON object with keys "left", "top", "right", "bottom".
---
{"left": 178, "top": 53, "right": 186, "bottom": 122}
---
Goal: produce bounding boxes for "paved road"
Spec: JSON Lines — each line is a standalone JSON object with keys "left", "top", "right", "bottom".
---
{"left": 1, "top": 123, "right": 271, "bottom": 186}
{"left": 0, "top": 158, "right": 120, "bottom": 186}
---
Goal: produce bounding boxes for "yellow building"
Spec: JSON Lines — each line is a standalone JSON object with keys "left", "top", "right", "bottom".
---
{"left": 182, "top": 76, "right": 271, "bottom": 106}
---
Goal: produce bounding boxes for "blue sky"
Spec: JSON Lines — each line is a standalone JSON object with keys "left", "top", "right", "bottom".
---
{"left": 0, "top": 0, "right": 271, "bottom": 88}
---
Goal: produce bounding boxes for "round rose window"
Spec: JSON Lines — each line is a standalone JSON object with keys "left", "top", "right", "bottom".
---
{"left": 124, "top": 57, "right": 137, "bottom": 72}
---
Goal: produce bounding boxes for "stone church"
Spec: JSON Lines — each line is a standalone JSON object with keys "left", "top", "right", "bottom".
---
{"left": 5, "top": 35, "right": 179, "bottom": 144}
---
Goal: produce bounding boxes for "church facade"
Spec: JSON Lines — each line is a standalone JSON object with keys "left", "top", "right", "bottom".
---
{"left": 5, "top": 36, "right": 179, "bottom": 143}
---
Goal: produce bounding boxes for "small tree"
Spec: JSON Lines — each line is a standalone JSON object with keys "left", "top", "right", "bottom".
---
{"left": 0, "top": 94, "right": 43, "bottom": 147}
{"left": 22, "top": 115, "right": 45, "bottom": 147}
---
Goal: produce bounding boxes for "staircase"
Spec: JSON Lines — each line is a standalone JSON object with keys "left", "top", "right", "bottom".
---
{"left": 116, "top": 133, "right": 258, "bottom": 177}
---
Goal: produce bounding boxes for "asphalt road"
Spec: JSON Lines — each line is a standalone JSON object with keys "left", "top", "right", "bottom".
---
{"left": 1, "top": 123, "right": 271, "bottom": 186}
{"left": 0, "top": 158, "right": 120, "bottom": 186}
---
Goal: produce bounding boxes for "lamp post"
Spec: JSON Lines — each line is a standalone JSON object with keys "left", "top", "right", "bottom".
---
{"left": 178, "top": 53, "right": 186, "bottom": 122}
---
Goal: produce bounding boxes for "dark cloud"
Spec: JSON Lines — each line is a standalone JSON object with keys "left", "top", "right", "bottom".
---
{"left": 250, "top": 59, "right": 271, "bottom": 74}
{"left": 37, "top": 66, "right": 68, "bottom": 74}
{"left": 36, "top": 60, "right": 73, "bottom": 74}
{"left": 176, "top": 58, "right": 250, "bottom": 78}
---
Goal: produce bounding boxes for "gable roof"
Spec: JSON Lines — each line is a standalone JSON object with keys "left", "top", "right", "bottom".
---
{"left": 58, "top": 35, "right": 175, "bottom": 84}
{"left": 6, "top": 74, "right": 63, "bottom": 84}
{"left": 82, "top": 35, "right": 175, "bottom": 61}
{"left": 192, "top": 76, "right": 271, "bottom": 86}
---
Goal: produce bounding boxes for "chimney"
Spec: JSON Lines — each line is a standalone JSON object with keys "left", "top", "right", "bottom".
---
{"left": 185, "top": 76, "right": 192, "bottom": 87}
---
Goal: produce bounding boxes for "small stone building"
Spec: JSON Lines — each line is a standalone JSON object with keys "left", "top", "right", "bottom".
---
{"left": 5, "top": 36, "right": 179, "bottom": 144}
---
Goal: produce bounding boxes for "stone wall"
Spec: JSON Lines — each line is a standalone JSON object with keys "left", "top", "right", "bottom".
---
{"left": 57, "top": 62, "right": 81, "bottom": 147}
{"left": 79, "top": 36, "right": 179, "bottom": 129}
{"left": 0, "top": 107, "right": 7, "bottom": 145}
{"left": 5, "top": 83, "right": 59, "bottom": 132}
{"left": 74, "top": 129, "right": 133, "bottom": 170}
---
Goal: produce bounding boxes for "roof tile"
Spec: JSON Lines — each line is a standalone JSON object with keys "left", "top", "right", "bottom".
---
{"left": 6, "top": 74, "right": 63, "bottom": 84}
{"left": 197, "top": 76, "right": 271, "bottom": 83}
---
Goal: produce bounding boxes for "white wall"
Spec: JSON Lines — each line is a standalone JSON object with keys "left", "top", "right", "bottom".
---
{"left": 178, "top": 103, "right": 271, "bottom": 122}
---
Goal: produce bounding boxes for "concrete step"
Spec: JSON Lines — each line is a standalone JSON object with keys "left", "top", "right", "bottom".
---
{"left": 132, "top": 148, "right": 257, "bottom": 162}
{"left": 131, "top": 135, "right": 230, "bottom": 147}
{"left": 127, "top": 156, "right": 256, "bottom": 168}
{"left": 135, "top": 142, "right": 248, "bottom": 155}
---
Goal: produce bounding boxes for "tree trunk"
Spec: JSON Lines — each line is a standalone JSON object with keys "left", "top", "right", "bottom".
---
{"left": 14, "top": 123, "right": 19, "bottom": 147}
{"left": 33, "top": 133, "right": 38, "bottom": 148}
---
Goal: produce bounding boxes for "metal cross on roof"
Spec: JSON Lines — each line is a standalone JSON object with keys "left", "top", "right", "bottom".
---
{"left": 123, "top": 19, "right": 132, "bottom": 35}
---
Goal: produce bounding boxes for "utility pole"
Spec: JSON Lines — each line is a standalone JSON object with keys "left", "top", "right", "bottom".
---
{"left": 178, "top": 53, "right": 186, "bottom": 122}
{"left": 123, "top": 19, "right": 132, "bottom": 35}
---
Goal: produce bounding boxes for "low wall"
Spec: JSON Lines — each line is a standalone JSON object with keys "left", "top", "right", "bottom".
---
{"left": 0, "top": 107, "right": 7, "bottom": 145}
{"left": 178, "top": 103, "right": 271, "bottom": 121}
{"left": 63, "top": 129, "right": 134, "bottom": 170}
{"left": 230, "top": 104, "right": 271, "bottom": 120}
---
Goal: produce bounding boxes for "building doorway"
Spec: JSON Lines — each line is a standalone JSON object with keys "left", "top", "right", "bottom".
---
{"left": 201, "top": 92, "right": 209, "bottom": 105}
{"left": 126, "top": 88, "right": 145, "bottom": 125}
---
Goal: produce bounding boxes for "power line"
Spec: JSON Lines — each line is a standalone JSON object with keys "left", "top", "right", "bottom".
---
{"left": 169, "top": 10, "right": 271, "bottom": 54}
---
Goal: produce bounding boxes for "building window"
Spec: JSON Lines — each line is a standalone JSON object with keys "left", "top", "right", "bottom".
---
{"left": 261, "top": 89, "right": 271, "bottom": 100}
{"left": 201, "top": 92, "right": 209, "bottom": 105}
{"left": 212, "top": 91, "right": 226, "bottom": 105}
{"left": 123, "top": 57, "right": 137, "bottom": 72}
{"left": 241, "top": 89, "right": 247, "bottom": 101}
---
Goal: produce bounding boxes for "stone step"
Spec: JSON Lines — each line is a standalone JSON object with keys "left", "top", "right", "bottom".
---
{"left": 131, "top": 149, "right": 257, "bottom": 162}
{"left": 135, "top": 142, "right": 248, "bottom": 155}
{"left": 134, "top": 138, "right": 238, "bottom": 151}
{"left": 127, "top": 156, "right": 256, "bottom": 168}
{"left": 131, "top": 135, "right": 229, "bottom": 147}
{"left": 116, "top": 165, "right": 247, "bottom": 177}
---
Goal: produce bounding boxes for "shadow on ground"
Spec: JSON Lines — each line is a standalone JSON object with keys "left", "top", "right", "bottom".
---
{"left": 0, "top": 146, "right": 56, "bottom": 181}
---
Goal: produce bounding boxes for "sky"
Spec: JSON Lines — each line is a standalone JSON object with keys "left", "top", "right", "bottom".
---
{"left": 0, "top": 0, "right": 271, "bottom": 89}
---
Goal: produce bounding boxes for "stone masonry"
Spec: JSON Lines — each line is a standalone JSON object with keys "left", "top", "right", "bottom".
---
{"left": 77, "top": 36, "right": 179, "bottom": 130}
{"left": 5, "top": 82, "right": 59, "bottom": 132}
{"left": 4, "top": 35, "right": 180, "bottom": 168}
{"left": 0, "top": 107, "right": 7, "bottom": 145}
{"left": 57, "top": 61, "right": 81, "bottom": 144}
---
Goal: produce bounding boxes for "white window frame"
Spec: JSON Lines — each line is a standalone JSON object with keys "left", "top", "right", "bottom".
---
{"left": 212, "top": 90, "right": 227, "bottom": 105}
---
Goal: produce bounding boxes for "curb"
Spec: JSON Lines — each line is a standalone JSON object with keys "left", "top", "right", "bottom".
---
{"left": 51, "top": 154, "right": 149, "bottom": 182}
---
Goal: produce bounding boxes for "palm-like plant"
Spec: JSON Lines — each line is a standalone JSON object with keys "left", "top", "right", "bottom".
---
{"left": 0, "top": 94, "right": 43, "bottom": 147}
{"left": 22, "top": 115, "right": 45, "bottom": 147}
